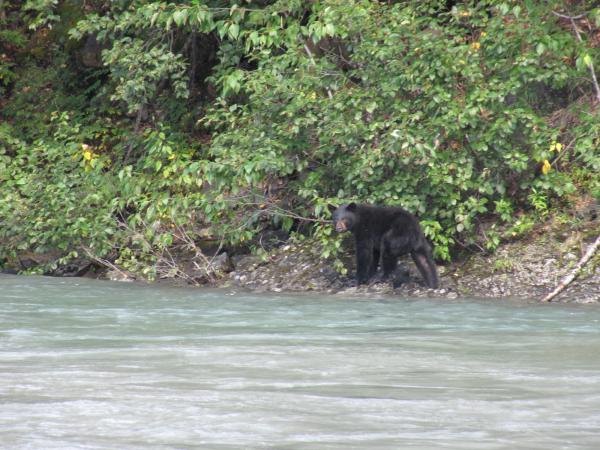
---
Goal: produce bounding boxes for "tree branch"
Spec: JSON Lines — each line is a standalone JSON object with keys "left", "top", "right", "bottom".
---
{"left": 551, "top": 11, "right": 588, "bottom": 20}
{"left": 303, "top": 43, "right": 334, "bottom": 99}
{"left": 541, "top": 234, "right": 600, "bottom": 302}
{"left": 552, "top": 10, "right": 600, "bottom": 103}
{"left": 81, "top": 247, "right": 133, "bottom": 281}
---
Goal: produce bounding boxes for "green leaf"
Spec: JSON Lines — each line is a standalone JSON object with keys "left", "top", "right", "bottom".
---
{"left": 229, "top": 23, "right": 240, "bottom": 40}
{"left": 173, "top": 9, "right": 188, "bottom": 27}
{"left": 197, "top": 8, "right": 208, "bottom": 23}
{"left": 536, "top": 43, "right": 545, "bottom": 56}
{"left": 576, "top": 54, "right": 589, "bottom": 70}
{"left": 217, "top": 22, "right": 228, "bottom": 39}
{"left": 325, "top": 23, "right": 335, "bottom": 36}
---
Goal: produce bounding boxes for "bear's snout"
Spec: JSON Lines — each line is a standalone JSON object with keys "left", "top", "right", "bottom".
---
{"left": 335, "top": 220, "right": 348, "bottom": 232}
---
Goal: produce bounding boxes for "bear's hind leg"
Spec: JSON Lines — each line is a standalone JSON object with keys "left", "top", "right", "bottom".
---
{"left": 369, "top": 247, "right": 381, "bottom": 279}
{"left": 381, "top": 244, "right": 397, "bottom": 280}
{"left": 411, "top": 249, "right": 439, "bottom": 289}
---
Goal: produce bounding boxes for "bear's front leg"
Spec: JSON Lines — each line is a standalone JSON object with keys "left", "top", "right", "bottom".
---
{"left": 355, "top": 239, "right": 375, "bottom": 285}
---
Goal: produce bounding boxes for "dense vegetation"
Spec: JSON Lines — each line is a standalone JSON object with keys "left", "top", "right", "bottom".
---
{"left": 1, "top": 0, "right": 599, "bottom": 280}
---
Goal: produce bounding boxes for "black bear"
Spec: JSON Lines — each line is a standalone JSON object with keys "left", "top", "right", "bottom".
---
{"left": 332, "top": 203, "right": 439, "bottom": 288}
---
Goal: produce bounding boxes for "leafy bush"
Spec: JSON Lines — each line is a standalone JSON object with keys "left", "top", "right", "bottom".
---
{"left": 1, "top": 0, "right": 599, "bottom": 277}
{"left": 0, "top": 115, "right": 118, "bottom": 264}
{"left": 202, "top": 1, "right": 591, "bottom": 258}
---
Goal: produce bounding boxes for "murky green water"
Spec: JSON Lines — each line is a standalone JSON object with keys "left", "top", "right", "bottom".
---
{"left": 1, "top": 275, "right": 600, "bottom": 449}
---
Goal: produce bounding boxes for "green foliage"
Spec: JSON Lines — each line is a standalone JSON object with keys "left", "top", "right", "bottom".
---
{"left": 0, "top": 115, "right": 118, "bottom": 262}
{"left": 0, "top": 30, "right": 27, "bottom": 48}
{"left": 102, "top": 38, "right": 189, "bottom": 115}
{"left": 23, "top": 0, "right": 60, "bottom": 29}
{"left": 505, "top": 216, "right": 536, "bottom": 238}
{"left": 203, "top": 0, "right": 595, "bottom": 259}
{"left": 0, "top": 29, "right": 27, "bottom": 89}
{"left": 1, "top": 0, "right": 600, "bottom": 277}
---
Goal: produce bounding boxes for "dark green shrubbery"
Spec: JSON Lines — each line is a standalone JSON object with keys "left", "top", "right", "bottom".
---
{"left": 1, "top": 1, "right": 599, "bottom": 277}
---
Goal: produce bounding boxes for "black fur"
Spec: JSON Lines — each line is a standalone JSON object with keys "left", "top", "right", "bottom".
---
{"left": 332, "top": 203, "right": 439, "bottom": 288}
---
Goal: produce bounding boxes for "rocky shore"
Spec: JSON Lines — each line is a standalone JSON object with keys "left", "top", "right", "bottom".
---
{"left": 5, "top": 216, "right": 599, "bottom": 304}
{"left": 215, "top": 220, "right": 600, "bottom": 303}
{"left": 132, "top": 214, "right": 600, "bottom": 304}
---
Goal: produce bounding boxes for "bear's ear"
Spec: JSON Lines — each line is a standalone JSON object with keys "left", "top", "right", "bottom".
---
{"left": 327, "top": 204, "right": 338, "bottom": 213}
{"left": 347, "top": 202, "right": 357, "bottom": 211}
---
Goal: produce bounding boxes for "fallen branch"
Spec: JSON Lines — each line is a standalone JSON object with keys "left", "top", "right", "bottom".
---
{"left": 82, "top": 247, "right": 133, "bottom": 280}
{"left": 552, "top": 10, "right": 600, "bottom": 103}
{"left": 541, "top": 234, "right": 600, "bottom": 302}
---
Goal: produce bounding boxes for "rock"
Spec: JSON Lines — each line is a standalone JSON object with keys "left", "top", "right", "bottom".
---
{"left": 255, "top": 229, "right": 290, "bottom": 250}
{"left": 106, "top": 269, "right": 135, "bottom": 282}
{"left": 49, "top": 261, "right": 92, "bottom": 277}
{"left": 231, "top": 255, "right": 265, "bottom": 272}
{"left": 210, "top": 252, "right": 234, "bottom": 275}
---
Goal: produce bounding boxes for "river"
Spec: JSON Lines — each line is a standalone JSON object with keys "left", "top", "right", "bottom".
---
{"left": 1, "top": 275, "right": 600, "bottom": 449}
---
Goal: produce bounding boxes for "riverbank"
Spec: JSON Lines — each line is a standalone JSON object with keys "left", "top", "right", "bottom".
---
{"left": 214, "top": 217, "right": 599, "bottom": 303}
{"left": 93, "top": 212, "right": 597, "bottom": 303}
{"left": 4, "top": 213, "right": 599, "bottom": 304}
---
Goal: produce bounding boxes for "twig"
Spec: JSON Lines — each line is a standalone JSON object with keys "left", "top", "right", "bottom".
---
{"left": 235, "top": 200, "right": 329, "bottom": 224}
{"left": 123, "top": 105, "right": 144, "bottom": 164}
{"left": 541, "top": 234, "right": 600, "bottom": 302}
{"left": 174, "top": 222, "right": 218, "bottom": 283}
{"left": 550, "top": 136, "right": 577, "bottom": 169}
{"left": 453, "top": 236, "right": 486, "bottom": 254}
{"left": 552, "top": 11, "right": 600, "bottom": 103}
{"left": 81, "top": 246, "right": 133, "bottom": 280}
{"left": 551, "top": 11, "right": 588, "bottom": 20}
{"left": 160, "top": 243, "right": 201, "bottom": 286}
{"left": 303, "top": 43, "right": 334, "bottom": 99}
{"left": 189, "top": 31, "right": 197, "bottom": 93}
{"left": 116, "top": 216, "right": 208, "bottom": 284}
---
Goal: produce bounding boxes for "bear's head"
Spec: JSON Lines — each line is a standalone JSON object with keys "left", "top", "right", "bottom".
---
{"left": 332, "top": 203, "right": 358, "bottom": 233}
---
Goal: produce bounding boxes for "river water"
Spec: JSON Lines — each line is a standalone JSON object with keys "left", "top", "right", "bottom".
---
{"left": 1, "top": 275, "right": 600, "bottom": 449}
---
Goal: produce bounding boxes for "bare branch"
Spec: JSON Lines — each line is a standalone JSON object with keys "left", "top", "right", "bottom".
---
{"left": 551, "top": 11, "right": 588, "bottom": 20}
{"left": 303, "top": 43, "right": 334, "bottom": 99}
{"left": 541, "top": 234, "right": 600, "bottom": 302}
{"left": 552, "top": 10, "right": 600, "bottom": 103}
{"left": 81, "top": 246, "right": 133, "bottom": 280}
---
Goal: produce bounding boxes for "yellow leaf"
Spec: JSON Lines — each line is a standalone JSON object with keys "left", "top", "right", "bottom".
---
{"left": 541, "top": 159, "right": 551, "bottom": 175}
{"left": 83, "top": 150, "right": 93, "bottom": 161}
{"left": 471, "top": 42, "right": 481, "bottom": 50}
